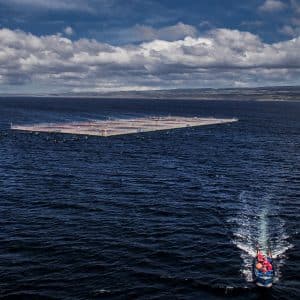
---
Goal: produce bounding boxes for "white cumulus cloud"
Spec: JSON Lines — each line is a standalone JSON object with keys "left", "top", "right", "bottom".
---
{"left": 1, "top": 27, "right": 300, "bottom": 92}
{"left": 259, "top": 0, "right": 286, "bottom": 12}
{"left": 132, "top": 22, "right": 198, "bottom": 42}
{"left": 64, "top": 26, "right": 74, "bottom": 36}
{"left": 0, "top": 0, "right": 98, "bottom": 12}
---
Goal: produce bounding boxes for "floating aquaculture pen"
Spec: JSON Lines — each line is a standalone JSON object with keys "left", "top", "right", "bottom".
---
{"left": 11, "top": 116, "right": 238, "bottom": 137}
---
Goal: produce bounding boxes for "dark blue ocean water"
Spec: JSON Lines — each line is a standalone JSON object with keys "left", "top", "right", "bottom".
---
{"left": 0, "top": 98, "right": 299, "bottom": 300}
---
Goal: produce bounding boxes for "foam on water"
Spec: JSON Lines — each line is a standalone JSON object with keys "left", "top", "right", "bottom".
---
{"left": 230, "top": 191, "right": 293, "bottom": 283}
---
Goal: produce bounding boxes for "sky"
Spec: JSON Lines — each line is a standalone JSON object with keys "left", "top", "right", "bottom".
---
{"left": 1, "top": 0, "right": 300, "bottom": 94}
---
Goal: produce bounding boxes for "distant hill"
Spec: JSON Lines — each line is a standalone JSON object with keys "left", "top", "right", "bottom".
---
{"left": 58, "top": 86, "right": 300, "bottom": 101}
{"left": 2, "top": 86, "right": 300, "bottom": 101}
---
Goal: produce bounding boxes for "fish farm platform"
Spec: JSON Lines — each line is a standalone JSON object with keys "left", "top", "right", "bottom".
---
{"left": 11, "top": 117, "right": 238, "bottom": 137}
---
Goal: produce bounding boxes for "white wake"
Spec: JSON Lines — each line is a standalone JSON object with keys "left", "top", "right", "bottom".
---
{"left": 229, "top": 191, "right": 293, "bottom": 282}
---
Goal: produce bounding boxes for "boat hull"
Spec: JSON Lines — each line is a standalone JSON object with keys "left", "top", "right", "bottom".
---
{"left": 253, "top": 259, "right": 274, "bottom": 288}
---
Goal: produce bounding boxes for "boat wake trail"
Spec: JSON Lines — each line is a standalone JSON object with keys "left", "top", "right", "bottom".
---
{"left": 229, "top": 191, "right": 293, "bottom": 283}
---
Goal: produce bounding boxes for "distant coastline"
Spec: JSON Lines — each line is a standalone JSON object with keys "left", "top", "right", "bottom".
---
{"left": 1, "top": 86, "right": 300, "bottom": 102}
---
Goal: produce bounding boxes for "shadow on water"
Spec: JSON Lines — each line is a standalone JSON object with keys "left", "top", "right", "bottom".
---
{"left": 0, "top": 287, "right": 279, "bottom": 300}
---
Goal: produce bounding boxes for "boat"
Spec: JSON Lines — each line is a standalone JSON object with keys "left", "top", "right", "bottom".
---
{"left": 253, "top": 248, "right": 274, "bottom": 288}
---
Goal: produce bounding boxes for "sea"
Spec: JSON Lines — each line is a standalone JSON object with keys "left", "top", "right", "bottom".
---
{"left": 0, "top": 97, "right": 299, "bottom": 300}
